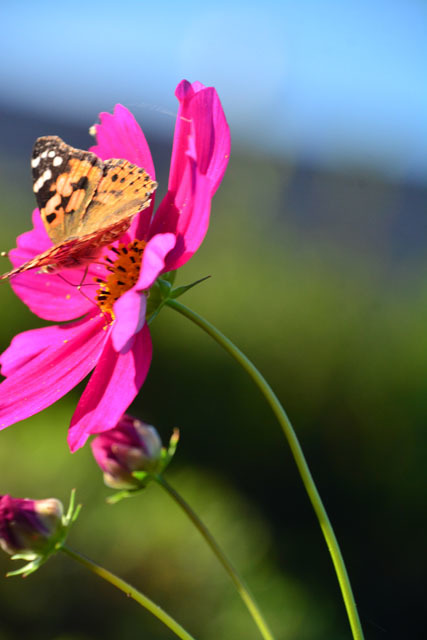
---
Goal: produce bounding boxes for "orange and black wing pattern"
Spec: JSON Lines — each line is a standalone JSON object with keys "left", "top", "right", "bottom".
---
{"left": 1, "top": 137, "right": 157, "bottom": 279}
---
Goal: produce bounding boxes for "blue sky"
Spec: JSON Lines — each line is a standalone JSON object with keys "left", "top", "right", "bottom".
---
{"left": 1, "top": 0, "right": 426, "bottom": 182}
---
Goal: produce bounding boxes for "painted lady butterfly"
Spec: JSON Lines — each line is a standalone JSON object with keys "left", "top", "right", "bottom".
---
{"left": 1, "top": 136, "right": 157, "bottom": 279}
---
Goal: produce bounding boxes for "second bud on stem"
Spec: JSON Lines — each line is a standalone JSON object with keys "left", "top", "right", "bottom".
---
{"left": 91, "top": 414, "right": 179, "bottom": 494}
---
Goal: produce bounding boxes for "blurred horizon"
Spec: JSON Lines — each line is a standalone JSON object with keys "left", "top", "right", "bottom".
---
{"left": 1, "top": 0, "right": 426, "bottom": 184}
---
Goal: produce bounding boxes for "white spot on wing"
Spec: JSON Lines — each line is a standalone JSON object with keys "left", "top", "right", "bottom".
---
{"left": 33, "top": 169, "right": 52, "bottom": 192}
{"left": 48, "top": 150, "right": 55, "bottom": 158}
{"left": 41, "top": 150, "right": 48, "bottom": 159}
{"left": 31, "top": 156, "right": 41, "bottom": 168}
{"left": 53, "top": 156, "right": 63, "bottom": 166}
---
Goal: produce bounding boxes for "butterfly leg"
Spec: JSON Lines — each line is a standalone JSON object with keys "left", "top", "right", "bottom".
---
{"left": 55, "top": 269, "right": 99, "bottom": 310}
{"left": 77, "top": 265, "right": 89, "bottom": 289}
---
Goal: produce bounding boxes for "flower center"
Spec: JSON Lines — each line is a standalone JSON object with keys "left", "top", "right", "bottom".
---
{"left": 95, "top": 240, "right": 146, "bottom": 318}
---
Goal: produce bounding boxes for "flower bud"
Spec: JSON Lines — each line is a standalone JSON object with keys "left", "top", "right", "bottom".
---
{"left": 91, "top": 414, "right": 163, "bottom": 489}
{"left": 0, "top": 495, "right": 63, "bottom": 557}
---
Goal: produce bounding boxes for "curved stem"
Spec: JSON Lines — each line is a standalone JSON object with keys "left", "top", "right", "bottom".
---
{"left": 61, "top": 545, "right": 197, "bottom": 640}
{"left": 165, "top": 298, "right": 364, "bottom": 640}
{"left": 154, "top": 475, "right": 275, "bottom": 640}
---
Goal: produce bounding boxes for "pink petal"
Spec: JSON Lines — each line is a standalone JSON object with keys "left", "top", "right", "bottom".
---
{"left": 0, "top": 323, "right": 76, "bottom": 378}
{"left": 136, "top": 232, "right": 176, "bottom": 290}
{"left": 67, "top": 324, "right": 153, "bottom": 451}
{"left": 148, "top": 80, "right": 230, "bottom": 270}
{"left": 90, "top": 104, "right": 156, "bottom": 241}
{"left": 11, "top": 209, "right": 51, "bottom": 255}
{"left": 166, "top": 79, "right": 198, "bottom": 193}
{"left": 169, "top": 80, "right": 230, "bottom": 195}
{"left": 190, "top": 86, "right": 231, "bottom": 195}
{"left": 111, "top": 290, "right": 146, "bottom": 353}
{"left": 127, "top": 207, "right": 154, "bottom": 243}
{"left": 90, "top": 104, "right": 155, "bottom": 180}
{"left": 0, "top": 313, "right": 107, "bottom": 431}
{"left": 7, "top": 210, "right": 101, "bottom": 321}
{"left": 150, "top": 162, "right": 212, "bottom": 272}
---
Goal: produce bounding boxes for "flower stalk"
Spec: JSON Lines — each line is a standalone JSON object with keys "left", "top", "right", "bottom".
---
{"left": 166, "top": 298, "right": 364, "bottom": 640}
{"left": 92, "top": 418, "right": 275, "bottom": 639}
{"left": 154, "top": 474, "right": 276, "bottom": 640}
{"left": 60, "top": 545, "right": 197, "bottom": 640}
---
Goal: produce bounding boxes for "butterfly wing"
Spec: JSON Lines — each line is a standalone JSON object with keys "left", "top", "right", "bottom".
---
{"left": 0, "top": 240, "right": 84, "bottom": 280}
{"left": 75, "top": 158, "right": 157, "bottom": 236}
{"left": 31, "top": 136, "right": 103, "bottom": 244}
{"left": 1, "top": 139, "right": 157, "bottom": 280}
{"left": 0, "top": 219, "right": 136, "bottom": 280}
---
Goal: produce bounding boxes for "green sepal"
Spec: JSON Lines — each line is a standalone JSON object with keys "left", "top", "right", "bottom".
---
{"left": 7, "top": 555, "right": 44, "bottom": 578}
{"left": 146, "top": 273, "right": 210, "bottom": 325}
{"left": 161, "top": 428, "right": 180, "bottom": 466}
{"left": 161, "top": 270, "right": 177, "bottom": 286}
{"left": 106, "top": 489, "right": 140, "bottom": 505}
{"left": 107, "top": 430, "right": 180, "bottom": 504}
{"left": 6, "top": 490, "right": 81, "bottom": 578}
{"left": 145, "top": 280, "right": 165, "bottom": 324}
{"left": 63, "top": 488, "right": 82, "bottom": 527}
{"left": 158, "top": 278, "right": 173, "bottom": 297}
{"left": 170, "top": 276, "right": 211, "bottom": 299}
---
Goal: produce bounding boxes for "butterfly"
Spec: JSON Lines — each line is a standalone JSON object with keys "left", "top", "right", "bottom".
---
{"left": 1, "top": 136, "right": 157, "bottom": 279}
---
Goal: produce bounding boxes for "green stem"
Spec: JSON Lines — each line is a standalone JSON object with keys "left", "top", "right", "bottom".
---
{"left": 154, "top": 475, "right": 276, "bottom": 640}
{"left": 165, "top": 298, "right": 364, "bottom": 640}
{"left": 60, "top": 545, "right": 197, "bottom": 640}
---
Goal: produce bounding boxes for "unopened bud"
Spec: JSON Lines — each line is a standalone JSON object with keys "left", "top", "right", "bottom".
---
{"left": 0, "top": 491, "right": 80, "bottom": 577}
{"left": 0, "top": 495, "right": 63, "bottom": 557}
{"left": 91, "top": 414, "right": 163, "bottom": 490}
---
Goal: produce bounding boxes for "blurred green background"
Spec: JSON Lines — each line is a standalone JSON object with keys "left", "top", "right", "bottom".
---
{"left": 1, "top": 1, "right": 426, "bottom": 639}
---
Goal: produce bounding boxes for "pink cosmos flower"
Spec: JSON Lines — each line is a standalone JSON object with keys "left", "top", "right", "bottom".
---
{"left": 0, "top": 80, "right": 230, "bottom": 451}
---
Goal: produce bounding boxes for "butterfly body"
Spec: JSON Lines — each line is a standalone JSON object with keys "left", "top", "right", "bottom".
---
{"left": 1, "top": 136, "right": 157, "bottom": 279}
